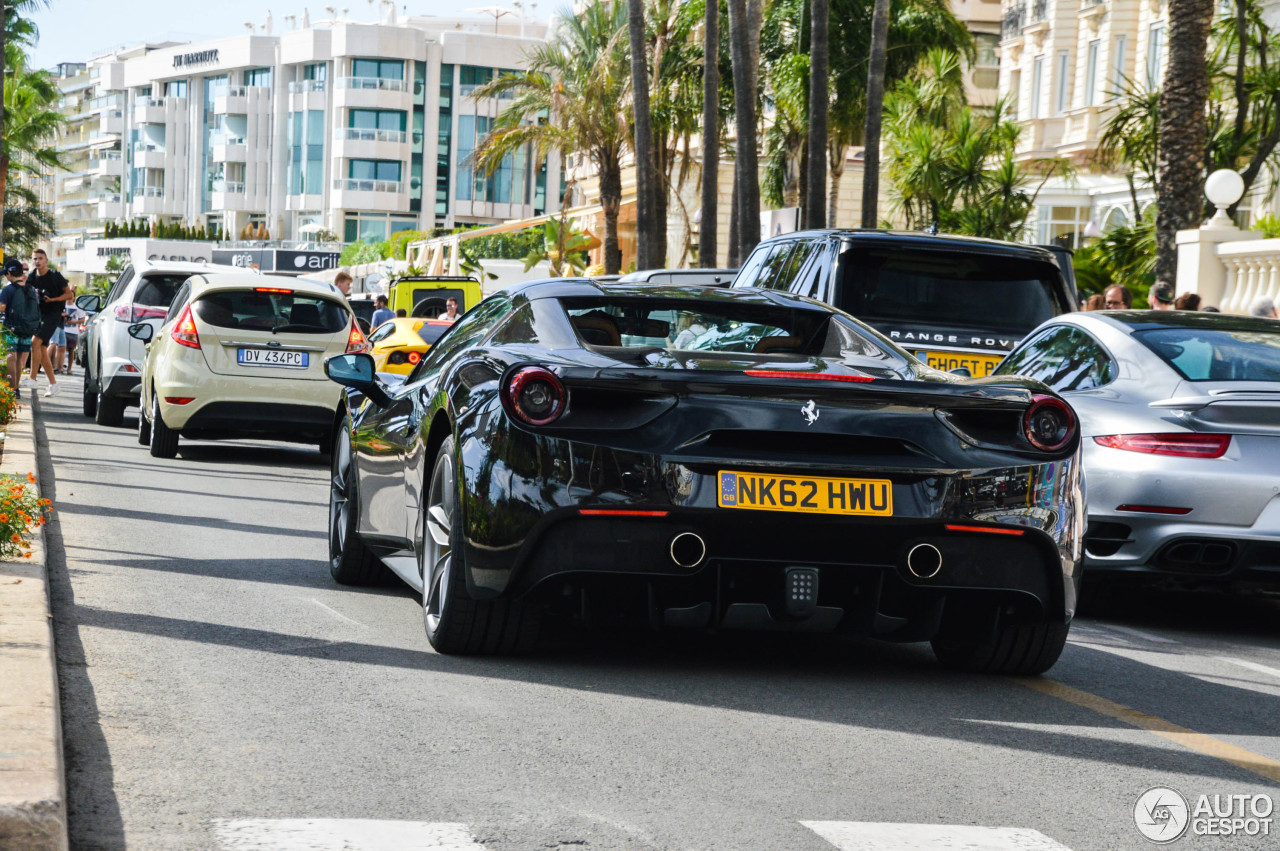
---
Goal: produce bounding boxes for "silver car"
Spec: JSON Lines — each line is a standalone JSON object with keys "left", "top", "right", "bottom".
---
{"left": 995, "top": 310, "right": 1280, "bottom": 584}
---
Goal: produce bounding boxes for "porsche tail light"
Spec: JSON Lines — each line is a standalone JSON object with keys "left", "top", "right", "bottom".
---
{"left": 503, "top": 366, "right": 566, "bottom": 426}
{"left": 1022, "top": 395, "right": 1075, "bottom": 452}
{"left": 345, "top": 320, "right": 368, "bottom": 354}
{"left": 1094, "top": 433, "right": 1231, "bottom": 459}
{"left": 170, "top": 305, "right": 200, "bottom": 349}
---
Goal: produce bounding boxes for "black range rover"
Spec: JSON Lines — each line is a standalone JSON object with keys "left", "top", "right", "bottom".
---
{"left": 731, "top": 230, "right": 1076, "bottom": 376}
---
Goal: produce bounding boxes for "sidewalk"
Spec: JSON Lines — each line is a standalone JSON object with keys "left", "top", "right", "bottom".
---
{"left": 0, "top": 394, "right": 68, "bottom": 851}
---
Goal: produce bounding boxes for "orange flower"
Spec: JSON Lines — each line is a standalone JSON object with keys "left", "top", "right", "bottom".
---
{"left": 22, "top": 552, "right": 31, "bottom": 558}
{"left": 0, "top": 514, "right": 9, "bottom": 523}
{"left": 10, "top": 533, "right": 21, "bottom": 543}
{"left": 25, "top": 473, "right": 35, "bottom": 483}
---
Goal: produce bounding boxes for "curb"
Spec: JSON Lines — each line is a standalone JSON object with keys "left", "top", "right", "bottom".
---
{"left": 0, "top": 394, "right": 68, "bottom": 851}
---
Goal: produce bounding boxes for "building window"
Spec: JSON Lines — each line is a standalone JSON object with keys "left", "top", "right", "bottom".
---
{"left": 1085, "top": 40, "right": 1100, "bottom": 107}
{"left": 344, "top": 213, "right": 418, "bottom": 244}
{"left": 245, "top": 68, "right": 272, "bottom": 87}
{"left": 304, "top": 63, "right": 327, "bottom": 82}
{"left": 1109, "top": 35, "right": 1127, "bottom": 101}
{"left": 348, "top": 109, "right": 407, "bottom": 132}
{"left": 1147, "top": 23, "right": 1165, "bottom": 89}
{"left": 456, "top": 114, "right": 487, "bottom": 201}
{"left": 1009, "top": 69, "right": 1021, "bottom": 121}
{"left": 164, "top": 80, "right": 188, "bottom": 98}
{"left": 1055, "top": 51, "right": 1070, "bottom": 114}
{"left": 437, "top": 64, "right": 453, "bottom": 220}
{"left": 459, "top": 65, "right": 494, "bottom": 97}
{"left": 973, "top": 33, "right": 999, "bottom": 90}
{"left": 289, "top": 109, "right": 325, "bottom": 195}
{"left": 1036, "top": 204, "right": 1091, "bottom": 248}
{"left": 351, "top": 58, "right": 404, "bottom": 81}
{"left": 348, "top": 159, "right": 402, "bottom": 184}
{"left": 1031, "top": 55, "right": 1043, "bottom": 119}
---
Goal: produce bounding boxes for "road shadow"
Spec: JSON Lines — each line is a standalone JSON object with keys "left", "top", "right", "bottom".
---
{"left": 32, "top": 398, "right": 127, "bottom": 850}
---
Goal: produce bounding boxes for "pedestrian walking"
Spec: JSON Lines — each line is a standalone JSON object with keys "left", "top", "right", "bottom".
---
{"left": 1103, "top": 285, "right": 1133, "bottom": 309}
{"left": 1083, "top": 294, "right": 1105, "bottom": 311}
{"left": 26, "top": 249, "right": 71, "bottom": 396}
{"left": 0, "top": 260, "right": 40, "bottom": 397}
{"left": 61, "top": 300, "right": 85, "bottom": 374}
{"left": 370, "top": 295, "right": 394, "bottom": 329}
{"left": 438, "top": 297, "right": 460, "bottom": 323}
{"left": 1149, "top": 280, "right": 1176, "bottom": 310}
{"left": 1174, "top": 293, "right": 1202, "bottom": 311}
{"left": 1248, "top": 295, "right": 1278, "bottom": 318}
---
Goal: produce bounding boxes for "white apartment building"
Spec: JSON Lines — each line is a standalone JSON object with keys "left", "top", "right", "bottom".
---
{"left": 998, "top": 0, "right": 1169, "bottom": 247}
{"left": 55, "top": 10, "right": 560, "bottom": 257}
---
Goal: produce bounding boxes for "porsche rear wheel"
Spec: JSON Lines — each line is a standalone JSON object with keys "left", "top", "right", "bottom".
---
{"left": 328, "top": 422, "right": 389, "bottom": 585}
{"left": 422, "top": 435, "right": 540, "bottom": 655}
{"left": 931, "top": 619, "right": 1069, "bottom": 676}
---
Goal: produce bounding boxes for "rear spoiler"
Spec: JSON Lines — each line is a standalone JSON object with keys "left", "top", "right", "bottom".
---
{"left": 1149, "top": 393, "right": 1280, "bottom": 411}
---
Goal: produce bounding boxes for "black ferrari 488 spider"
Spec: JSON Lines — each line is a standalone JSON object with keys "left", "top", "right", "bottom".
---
{"left": 324, "top": 279, "right": 1084, "bottom": 674}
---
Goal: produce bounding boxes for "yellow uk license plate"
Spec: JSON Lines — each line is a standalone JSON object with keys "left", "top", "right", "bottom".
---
{"left": 913, "top": 349, "right": 1004, "bottom": 376}
{"left": 717, "top": 470, "right": 893, "bottom": 516}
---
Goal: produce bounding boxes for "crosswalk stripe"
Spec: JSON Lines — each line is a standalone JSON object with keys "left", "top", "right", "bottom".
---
{"left": 212, "top": 819, "right": 485, "bottom": 851}
{"left": 801, "top": 821, "right": 1073, "bottom": 850}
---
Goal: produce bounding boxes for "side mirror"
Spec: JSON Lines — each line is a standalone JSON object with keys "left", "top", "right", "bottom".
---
{"left": 127, "top": 323, "right": 153, "bottom": 342}
{"left": 324, "top": 353, "right": 390, "bottom": 407}
{"left": 77, "top": 294, "right": 102, "bottom": 314}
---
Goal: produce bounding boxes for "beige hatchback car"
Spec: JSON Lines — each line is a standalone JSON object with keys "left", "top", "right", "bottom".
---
{"left": 132, "top": 273, "right": 367, "bottom": 458}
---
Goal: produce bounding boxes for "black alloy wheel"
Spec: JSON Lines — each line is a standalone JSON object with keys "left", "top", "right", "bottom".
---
{"left": 148, "top": 392, "right": 179, "bottom": 458}
{"left": 82, "top": 356, "right": 97, "bottom": 418}
{"left": 95, "top": 385, "right": 125, "bottom": 427}
{"left": 327, "top": 421, "right": 388, "bottom": 585}
{"left": 422, "top": 435, "right": 540, "bottom": 655}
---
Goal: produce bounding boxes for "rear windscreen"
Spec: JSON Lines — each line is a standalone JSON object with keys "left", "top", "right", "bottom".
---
{"left": 193, "top": 291, "right": 350, "bottom": 333}
{"left": 417, "top": 323, "right": 451, "bottom": 346}
{"left": 134, "top": 274, "right": 191, "bottom": 307}
{"left": 839, "top": 248, "right": 1064, "bottom": 336}
{"left": 1134, "top": 327, "right": 1280, "bottom": 381}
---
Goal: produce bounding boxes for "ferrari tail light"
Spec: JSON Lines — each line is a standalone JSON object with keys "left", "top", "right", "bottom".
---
{"left": 1094, "top": 433, "right": 1231, "bottom": 458}
{"left": 170, "top": 305, "right": 200, "bottom": 349}
{"left": 1023, "top": 395, "right": 1075, "bottom": 452}
{"left": 743, "top": 369, "right": 874, "bottom": 383}
{"left": 503, "top": 365, "right": 566, "bottom": 426}
{"left": 345, "top": 320, "right": 368, "bottom": 354}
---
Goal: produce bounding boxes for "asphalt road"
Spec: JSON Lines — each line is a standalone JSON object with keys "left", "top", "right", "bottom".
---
{"left": 36, "top": 374, "right": 1280, "bottom": 851}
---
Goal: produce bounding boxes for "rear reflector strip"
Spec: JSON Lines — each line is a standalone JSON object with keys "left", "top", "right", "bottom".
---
{"left": 164, "top": 397, "right": 195, "bottom": 405}
{"left": 743, "top": 370, "right": 874, "bottom": 383}
{"left": 944, "top": 524, "right": 1025, "bottom": 536}
{"left": 1116, "top": 504, "right": 1193, "bottom": 515}
{"left": 579, "top": 509, "right": 670, "bottom": 517}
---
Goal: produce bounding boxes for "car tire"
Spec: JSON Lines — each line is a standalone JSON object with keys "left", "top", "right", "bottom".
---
{"left": 328, "top": 421, "right": 390, "bottom": 585}
{"left": 95, "top": 388, "right": 125, "bottom": 427}
{"left": 148, "top": 393, "right": 179, "bottom": 459}
{"left": 137, "top": 402, "right": 151, "bottom": 445}
{"left": 422, "top": 435, "right": 541, "bottom": 655}
{"left": 931, "top": 619, "right": 1069, "bottom": 676}
{"left": 82, "top": 368, "right": 97, "bottom": 418}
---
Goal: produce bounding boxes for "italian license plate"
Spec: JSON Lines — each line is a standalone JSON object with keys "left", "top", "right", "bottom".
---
{"left": 717, "top": 470, "right": 893, "bottom": 516}
{"left": 238, "top": 348, "right": 308, "bottom": 368}
{"left": 913, "top": 349, "right": 1003, "bottom": 376}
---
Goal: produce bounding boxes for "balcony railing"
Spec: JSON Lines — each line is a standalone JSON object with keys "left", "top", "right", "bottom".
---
{"left": 212, "top": 134, "right": 247, "bottom": 146}
{"left": 1031, "top": 0, "right": 1049, "bottom": 22}
{"left": 90, "top": 192, "right": 122, "bottom": 203}
{"left": 335, "top": 76, "right": 408, "bottom": 93}
{"left": 288, "top": 79, "right": 327, "bottom": 93}
{"left": 333, "top": 177, "right": 402, "bottom": 193}
{"left": 133, "top": 144, "right": 164, "bottom": 154}
{"left": 224, "top": 86, "right": 249, "bottom": 98}
{"left": 136, "top": 186, "right": 165, "bottom": 198}
{"left": 211, "top": 180, "right": 245, "bottom": 194}
{"left": 1002, "top": 3, "right": 1025, "bottom": 39}
{"left": 336, "top": 127, "right": 407, "bottom": 144}
{"left": 136, "top": 96, "right": 167, "bottom": 109}
{"left": 89, "top": 95, "right": 123, "bottom": 110}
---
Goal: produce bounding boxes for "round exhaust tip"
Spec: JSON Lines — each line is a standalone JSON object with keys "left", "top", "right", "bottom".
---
{"left": 670, "top": 532, "right": 707, "bottom": 568}
{"left": 907, "top": 543, "right": 942, "bottom": 579}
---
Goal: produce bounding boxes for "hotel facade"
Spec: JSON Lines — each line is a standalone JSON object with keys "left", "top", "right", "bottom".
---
{"left": 47, "top": 12, "right": 562, "bottom": 271}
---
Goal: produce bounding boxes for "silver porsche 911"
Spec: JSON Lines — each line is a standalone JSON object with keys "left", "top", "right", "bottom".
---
{"left": 995, "top": 310, "right": 1280, "bottom": 584}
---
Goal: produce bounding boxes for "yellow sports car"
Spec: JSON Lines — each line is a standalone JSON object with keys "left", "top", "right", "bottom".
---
{"left": 367, "top": 318, "right": 453, "bottom": 375}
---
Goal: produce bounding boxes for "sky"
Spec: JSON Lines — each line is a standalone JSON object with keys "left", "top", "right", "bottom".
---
{"left": 28, "top": 0, "right": 537, "bottom": 70}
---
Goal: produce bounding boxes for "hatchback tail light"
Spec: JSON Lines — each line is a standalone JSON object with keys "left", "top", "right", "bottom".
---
{"left": 1023, "top": 395, "right": 1076, "bottom": 452}
{"left": 113, "top": 303, "right": 167, "bottom": 323}
{"left": 1094, "top": 433, "right": 1231, "bottom": 458}
{"left": 502, "top": 366, "right": 566, "bottom": 426}
{"left": 345, "top": 320, "right": 369, "bottom": 354}
{"left": 170, "top": 305, "right": 200, "bottom": 349}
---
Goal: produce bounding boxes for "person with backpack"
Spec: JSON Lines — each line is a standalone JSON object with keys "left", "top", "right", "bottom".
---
{"left": 27, "top": 248, "right": 71, "bottom": 396}
{"left": 0, "top": 259, "right": 40, "bottom": 396}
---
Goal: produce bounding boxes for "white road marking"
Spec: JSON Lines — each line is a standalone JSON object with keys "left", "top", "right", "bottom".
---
{"left": 213, "top": 819, "right": 484, "bottom": 850}
{"left": 309, "top": 598, "right": 367, "bottom": 628}
{"left": 1092, "top": 624, "right": 1178, "bottom": 644}
{"left": 802, "top": 821, "right": 1073, "bottom": 850}
{"left": 1220, "top": 656, "right": 1280, "bottom": 681}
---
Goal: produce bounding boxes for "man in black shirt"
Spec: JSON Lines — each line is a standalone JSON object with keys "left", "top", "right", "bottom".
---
{"left": 27, "top": 248, "right": 71, "bottom": 396}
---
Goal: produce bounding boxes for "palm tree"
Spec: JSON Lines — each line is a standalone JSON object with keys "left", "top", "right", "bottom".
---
{"left": 1155, "top": 0, "right": 1214, "bottom": 281}
{"left": 1, "top": 45, "right": 62, "bottom": 258}
{"left": 728, "top": 0, "right": 762, "bottom": 260}
{"left": 628, "top": 0, "right": 659, "bottom": 269}
{"left": 804, "top": 0, "right": 828, "bottom": 230}
{"left": 698, "top": 0, "right": 720, "bottom": 266}
{"left": 861, "top": 0, "right": 891, "bottom": 228}
{"left": 1, "top": 0, "right": 51, "bottom": 250}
